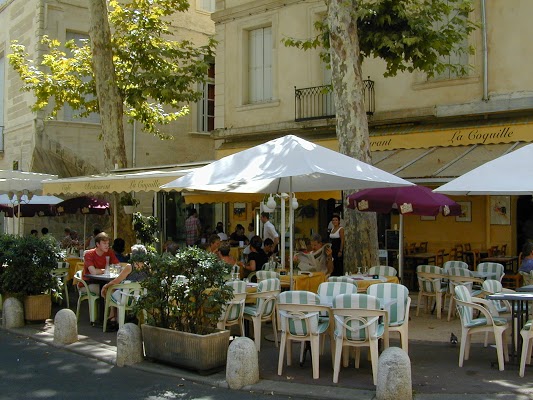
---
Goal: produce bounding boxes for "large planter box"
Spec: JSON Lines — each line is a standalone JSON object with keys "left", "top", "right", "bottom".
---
{"left": 141, "top": 324, "right": 230, "bottom": 372}
{"left": 23, "top": 294, "right": 52, "bottom": 321}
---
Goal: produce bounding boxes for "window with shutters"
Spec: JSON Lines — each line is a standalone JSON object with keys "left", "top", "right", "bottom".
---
{"left": 197, "top": 0, "right": 215, "bottom": 13}
{"left": 0, "top": 52, "right": 4, "bottom": 151}
{"left": 197, "top": 61, "right": 215, "bottom": 132}
{"left": 248, "top": 27, "right": 272, "bottom": 103}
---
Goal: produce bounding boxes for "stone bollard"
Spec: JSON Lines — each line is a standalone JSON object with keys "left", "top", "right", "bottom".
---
{"left": 376, "top": 347, "right": 412, "bottom": 400}
{"left": 226, "top": 337, "right": 259, "bottom": 389}
{"left": 2, "top": 297, "right": 24, "bottom": 329}
{"left": 54, "top": 309, "right": 78, "bottom": 345}
{"left": 116, "top": 323, "right": 143, "bottom": 367}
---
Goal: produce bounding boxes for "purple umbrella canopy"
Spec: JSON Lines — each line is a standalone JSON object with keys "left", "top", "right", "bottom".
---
{"left": 347, "top": 185, "right": 461, "bottom": 283}
{"left": 347, "top": 185, "right": 461, "bottom": 217}
{"left": 55, "top": 196, "right": 110, "bottom": 215}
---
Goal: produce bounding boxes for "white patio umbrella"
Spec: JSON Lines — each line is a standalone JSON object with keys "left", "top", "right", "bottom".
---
{"left": 0, "top": 194, "right": 63, "bottom": 235}
{"left": 434, "top": 143, "right": 533, "bottom": 195}
{"left": 161, "top": 135, "right": 413, "bottom": 287}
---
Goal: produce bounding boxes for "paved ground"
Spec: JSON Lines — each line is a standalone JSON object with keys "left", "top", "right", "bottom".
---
{"left": 3, "top": 289, "right": 533, "bottom": 400}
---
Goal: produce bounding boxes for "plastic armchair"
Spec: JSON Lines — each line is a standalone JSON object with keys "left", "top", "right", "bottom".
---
{"left": 454, "top": 285, "right": 509, "bottom": 371}
{"left": 331, "top": 293, "right": 387, "bottom": 385}
{"left": 102, "top": 282, "right": 143, "bottom": 332}
{"left": 73, "top": 270, "right": 100, "bottom": 324}
{"left": 520, "top": 320, "right": 533, "bottom": 377}
{"left": 256, "top": 270, "right": 278, "bottom": 283}
{"left": 367, "top": 283, "right": 411, "bottom": 354}
{"left": 218, "top": 280, "right": 247, "bottom": 336}
{"left": 277, "top": 290, "right": 333, "bottom": 380}
{"left": 477, "top": 262, "right": 505, "bottom": 282}
{"left": 51, "top": 265, "right": 70, "bottom": 309}
{"left": 416, "top": 265, "right": 448, "bottom": 319}
{"left": 447, "top": 266, "right": 484, "bottom": 321}
{"left": 368, "top": 266, "right": 397, "bottom": 277}
{"left": 243, "top": 278, "right": 280, "bottom": 351}
{"left": 328, "top": 276, "right": 358, "bottom": 287}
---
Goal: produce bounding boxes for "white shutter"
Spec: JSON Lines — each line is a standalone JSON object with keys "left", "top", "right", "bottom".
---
{"left": 249, "top": 27, "right": 272, "bottom": 103}
{"left": 0, "top": 54, "right": 4, "bottom": 151}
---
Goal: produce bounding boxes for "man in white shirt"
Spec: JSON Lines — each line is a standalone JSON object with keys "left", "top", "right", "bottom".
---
{"left": 260, "top": 212, "right": 279, "bottom": 249}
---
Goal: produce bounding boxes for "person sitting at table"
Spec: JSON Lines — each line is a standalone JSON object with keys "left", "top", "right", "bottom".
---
{"left": 81, "top": 232, "right": 120, "bottom": 289}
{"left": 229, "top": 224, "right": 249, "bottom": 247}
{"left": 206, "top": 234, "right": 221, "bottom": 255}
{"left": 242, "top": 235, "right": 269, "bottom": 279}
{"left": 101, "top": 244, "right": 148, "bottom": 331}
{"left": 263, "top": 238, "right": 277, "bottom": 258}
{"left": 295, "top": 233, "right": 334, "bottom": 276}
{"left": 112, "top": 238, "right": 129, "bottom": 263}
{"left": 519, "top": 241, "right": 533, "bottom": 273}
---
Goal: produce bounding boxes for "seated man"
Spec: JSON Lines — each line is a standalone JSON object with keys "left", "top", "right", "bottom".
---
{"left": 295, "top": 233, "right": 333, "bottom": 275}
{"left": 263, "top": 238, "right": 277, "bottom": 257}
{"left": 229, "top": 224, "right": 249, "bottom": 247}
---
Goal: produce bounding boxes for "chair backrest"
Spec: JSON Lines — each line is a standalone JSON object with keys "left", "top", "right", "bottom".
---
{"left": 254, "top": 278, "right": 280, "bottom": 316}
{"left": 332, "top": 293, "right": 382, "bottom": 340}
{"left": 262, "top": 259, "right": 280, "bottom": 271}
{"left": 51, "top": 267, "right": 69, "bottom": 280}
{"left": 225, "top": 280, "right": 247, "bottom": 294}
{"left": 277, "top": 290, "right": 322, "bottom": 336}
{"left": 368, "top": 266, "right": 397, "bottom": 277}
{"left": 256, "top": 270, "right": 278, "bottom": 282}
{"left": 489, "top": 245, "right": 500, "bottom": 257}
{"left": 74, "top": 270, "right": 95, "bottom": 295}
{"left": 435, "top": 249, "right": 446, "bottom": 267}
{"left": 367, "top": 283, "right": 409, "bottom": 325}
{"left": 418, "top": 242, "right": 428, "bottom": 253}
{"left": 477, "top": 262, "right": 505, "bottom": 281}
{"left": 114, "top": 282, "right": 142, "bottom": 306}
{"left": 500, "top": 244, "right": 507, "bottom": 256}
{"left": 328, "top": 276, "right": 358, "bottom": 287}
{"left": 464, "top": 243, "right": 472, "bottom": 251}
{"left": 443, "top": 260, "right": 469, "bottom": 273}
{"left": 447, "top": 266, "right": 475, "bottom": 278}
{"left": 317, "top": 282, "right": 358, "bottom": 306}
{"left": 482, "top": 279, "right": 502, "bottom": 294}
{"left": 454, "top": 285, "right": 474, "bottom": 324}
{"left": 416, "top": 265, "right": 444, "bottom": 292}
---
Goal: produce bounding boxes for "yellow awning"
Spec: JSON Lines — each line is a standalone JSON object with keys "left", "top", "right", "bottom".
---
{"left": 184, "top": 190, "right": 342, "bottom": 204}
{"left": 42, "top": 168, "right": 198, "bottom": 195}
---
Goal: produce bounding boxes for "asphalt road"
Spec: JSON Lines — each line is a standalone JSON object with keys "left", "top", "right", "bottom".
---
{"left": 0, "top": 330, "right": 299, "bottom": 400}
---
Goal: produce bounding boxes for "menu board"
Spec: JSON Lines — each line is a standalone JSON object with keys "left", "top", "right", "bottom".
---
{"left": 385, "top": 229, "right": 399, "bottom": 250}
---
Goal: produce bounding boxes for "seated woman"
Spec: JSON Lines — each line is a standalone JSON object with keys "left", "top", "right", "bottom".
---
{"left": 112, "top": 238, "right": 129, "bottom": 262}
{"left": 101, "top": 244, "right": 148, "bottom": 331}
{"left": 242, "top": 235, "right": 268, "bottom": 279}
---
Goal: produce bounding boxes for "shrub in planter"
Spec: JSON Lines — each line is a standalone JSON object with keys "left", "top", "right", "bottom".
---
{"left": 133, "top": 247, "right": 234, "bottom": 371}
{"left": 0, "top": 235, "right": 64, "bottom": 320}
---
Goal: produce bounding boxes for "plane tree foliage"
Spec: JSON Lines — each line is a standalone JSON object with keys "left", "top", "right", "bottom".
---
{"left": 283, "top": 0, "right": 477, "bottom": 268}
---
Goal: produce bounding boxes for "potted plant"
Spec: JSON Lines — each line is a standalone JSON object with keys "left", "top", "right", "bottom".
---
{"left": 132, "top": 212, "right": 159, "bottom": 250}
{"left": 119, "top": 193, "right": 140, "bottom": 214}
{"left": 133, "top": 247, "right": 233, "bottom": 372}
{"left": 0, "top": 234, "right": 64, "bottom": 321}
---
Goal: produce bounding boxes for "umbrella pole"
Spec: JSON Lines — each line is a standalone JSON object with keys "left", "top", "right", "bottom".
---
{"left": 17, "top": 203, "right": 21, "bottom": 236}
{"left": 280, "top": 195, "right": 286, "bottom": 269}
{"left": 83, "top": 214, "right": 87, "bottom": 250}
{"left": 289, "top": 178, "right": 294, "bottom": 291}
{"left": 398, "top": 214, "right": 404, "bottom": 284}
{"left": 113, "top": 194, "right": 118, "bottom": 239}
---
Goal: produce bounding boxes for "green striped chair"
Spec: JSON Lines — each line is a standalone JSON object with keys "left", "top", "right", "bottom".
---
{"left": 454, "top": 285, "right": 509, "bottom": 371}
{"left": 520, "top": 319, "right": 533, "bottom": 377}
{"left": 244, "top": 278, "right": 280, "bottom": 351}
{"left": 74, "top": 270, "right": 100, "bottom": 324}
{"left": 447, "top": 266, "right": 483, "bottom": 321}
{"left": 327, "top": 276, "right": 358, "bottom": 288}
{"left": 331, "top": 293, "right": 386, "bottom": 385}
{"left": 256, "top": 270, "right": 278, "bottom": 283}
{"left": 102, "top": 282, "right": 143, "bottom": 332}
{"left": 416, "top": 265, "right": 448, "bottom": 319}
{"left": 317, "top": 282, "right": 358, "bottom": 307}
{"left": 477, "top": 262, "right": 505, "bottom": 282}
{"left": 368, "top": 266, "right": 397, "bottom": 277}
{"left": 367, "top": 283, "right": 411, "bottom": 353}
{"left": 277, "top": 290, "right": 332, "bottom": 379}
{"left": 217, "top": 280, "right": 247, "bottom": 336}
{"left": 443, "top": 260, "right": 469, "bottom": 271}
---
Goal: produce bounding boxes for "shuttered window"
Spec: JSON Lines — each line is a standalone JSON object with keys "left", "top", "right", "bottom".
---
{"left": 249, "top": 27, "right": 272, "bottom": 103}
{"left": 0, "top": 53, "right": 4, "bottom": 151}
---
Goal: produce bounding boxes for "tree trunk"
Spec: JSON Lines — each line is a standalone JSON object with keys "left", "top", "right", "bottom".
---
{"left": 328, "top": 1, "right": 379, "bottom": 270}
{"left": 88, "top": 0, "right": 134, "bottom": 245}
{"left": 88, "top": 0, "right": 127, "bottom": 171}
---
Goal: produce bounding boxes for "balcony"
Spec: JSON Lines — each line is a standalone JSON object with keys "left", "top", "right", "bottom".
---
{"left": 294, "top": 78, "right": 375, "bottom": 122}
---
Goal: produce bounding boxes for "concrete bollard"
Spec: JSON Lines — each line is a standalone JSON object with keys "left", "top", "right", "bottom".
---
{"left": 116, "top": 323, "right": 143, "bottom": 367}
{"left": 376, "top": 347, "right": 412, "bottom": 400}
{"left": 2, "top": 297, "right": 24, "bottom": 329}
{"left": 226, "top": 337, "right": 259, "bottom": 389}
{"left": 54, "top": 309, "right": 78, "bottom": 345}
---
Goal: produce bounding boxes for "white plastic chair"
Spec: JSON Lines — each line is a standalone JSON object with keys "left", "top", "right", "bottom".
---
{"left": 416, "top": 265, "right": 448, "bottom": 319}
{"left": 102, "top": 282, "right": 143, "bottom": 332}
{"left": 331, "top": 293, "right": 387, "bottom": 385}
{"left": 277, "top": 290, "right": 333, "bottom": 380}
{"left": 256, "top": 270, "right": 278, "bottom": 283}
{"left": 454, "top": 285, "right": 509, "bottom": 371}
{"left": 218, "top": 280, "right": 247, "bottom": 336}
{"left": 243, "top": 278, "right": 280, "bottom": 351}
{"left": 520, "top": 320, "right": 533, "bottom": 377}
{"left": 367, "top": 282, "right": 411, "bottom": 353}
{"left": 447, "top": 266, "right": 483, "bottom": 321}
{"left": 368, "top": 266, "right": 397, "bottom": 277}
{"left": 477, "top": 262, "right": 505, "bottom": 282}
{"left": 73, "top": 270, "right": 100, "bottom": 324}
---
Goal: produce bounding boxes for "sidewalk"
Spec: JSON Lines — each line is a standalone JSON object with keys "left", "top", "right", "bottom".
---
{"left": 2, "top": 294, "right": 533, "bottom": 400}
